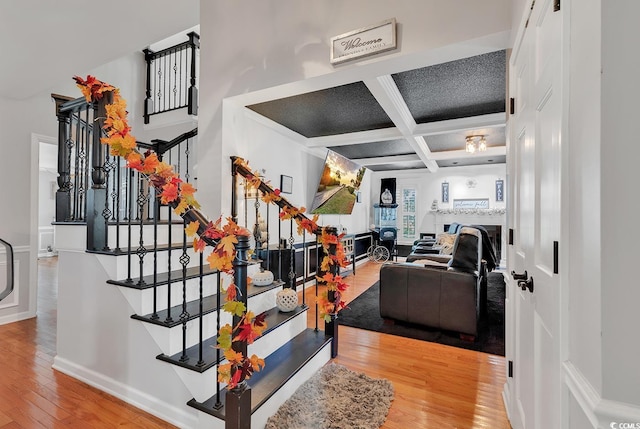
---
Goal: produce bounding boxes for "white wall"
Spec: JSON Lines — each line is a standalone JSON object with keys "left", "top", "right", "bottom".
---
{"left": 371, "top": 164, "right": 506, "bottom": 244}
{"left": 568, "top": 0, "right": 602, "bottom": 397}
{"left": 601, "top": 0, "right": 640, "bottom": 407}
{"left": 0, "top": 93, "right": 59, "bottom": 323}
{"left": 226, "top": 104, "right": 373, "bottom": 239}
{"left": 197, "top": 0, "right": 512, "bottom": 219}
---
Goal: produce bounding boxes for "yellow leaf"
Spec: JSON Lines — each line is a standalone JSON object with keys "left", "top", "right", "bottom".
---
{"left": 174, "top": 199, "right": 189, "bottom": 216}
{"left": 217, "top": 234, "right": 238, "bottom": 256}
{"left": 185, "top": 221, "right": 200, "bottom": 237}
{"left": 249, "top": 354, "right": 265, "bottom": 372}
{"left": 217, "top": 363, "right": 231, "bottom": 383}
{"left": 224, "top": 349, "right": 244, "bottom": 364}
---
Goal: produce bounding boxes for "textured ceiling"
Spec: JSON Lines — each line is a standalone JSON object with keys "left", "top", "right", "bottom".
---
{"left": 247, "top": 82, "right": 394, "bottom": 138}
{"left": 329, "top": 139, "right": 414, "bottom": 159}
{"left": 392, "top": 50, "right": 506, "bottom": 124}
{"left": 246, "top": 49, "right": 508, "bottom": 172}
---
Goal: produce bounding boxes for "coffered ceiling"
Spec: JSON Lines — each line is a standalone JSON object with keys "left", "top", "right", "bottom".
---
{"left": 247, "top": 50, "right": 507, "bottom": 173}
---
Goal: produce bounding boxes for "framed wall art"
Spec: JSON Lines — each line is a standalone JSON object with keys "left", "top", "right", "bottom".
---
{"left": 441, "top": 182, "right": 449, "bottom": 203}
{"left": 496, "top": 179, "right": 504, "bottom": 202}
{"left": 280, "top": 175, "right": 293, "bottom": 194}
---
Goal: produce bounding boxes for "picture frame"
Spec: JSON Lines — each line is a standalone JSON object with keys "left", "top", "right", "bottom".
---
{"left": 280, "top": 175, "right": 293, "bottom": 194}
{"left": 496, "top": 179, "right": 504, "bottom": 202}
{"left": 441, "top": 182, "right": 449, "bottom": 203}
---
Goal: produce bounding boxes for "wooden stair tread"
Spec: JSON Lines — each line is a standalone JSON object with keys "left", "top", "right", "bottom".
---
{"left": 87, "top": 241, "right": 194, "bottom": 256}
{"left": 131, "top": 294, "right": 219, "bottom": 327}
{"left": 127, "top": 280, "right": 286, "bottom": 326}
{"left": 107, "top": 265, "right": 218, "bottom": 290}
{"left": 187, "top": 329, "right": 331, "bottom": 419}
{"left": 156, "top": 305, "right": 308, "bottom": 372}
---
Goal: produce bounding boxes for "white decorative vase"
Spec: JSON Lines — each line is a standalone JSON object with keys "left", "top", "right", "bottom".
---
{"left": 253, "top": 270, "right": 274, "bottom": 286}
{"left": 276, "top": 288, "right": 298, "bottom": 312}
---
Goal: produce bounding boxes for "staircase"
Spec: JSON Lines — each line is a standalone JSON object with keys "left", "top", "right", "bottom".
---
{"left": 51, "top": 93, "right": 335, "bottom": 428}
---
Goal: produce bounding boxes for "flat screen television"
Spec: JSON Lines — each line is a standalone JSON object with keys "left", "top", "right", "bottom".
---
{"left": 309, "top": 150, "right": 367, "bottom": 215}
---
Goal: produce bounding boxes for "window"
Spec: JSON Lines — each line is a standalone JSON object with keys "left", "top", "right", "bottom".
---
{"left": 401, "top": 188, "right": 416, "bottom": 239}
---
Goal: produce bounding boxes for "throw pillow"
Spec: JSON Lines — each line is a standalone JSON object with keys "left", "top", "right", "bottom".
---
{"left": 436, "top": 233, "right": 456, "bottom": 255}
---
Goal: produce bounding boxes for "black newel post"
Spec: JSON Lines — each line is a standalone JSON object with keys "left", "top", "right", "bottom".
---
{"left": 52, "top": 95, "right": 73, "bottom": 222}
{"left": 86, "top": 95, "right": 109, "bottom": 251}
{"left": 143, "top": 48, "right": 154, "bottom": 124}
{"left": 226, "top": 234, "right": 251, "bottom": 429}
{"left": 187, "top": 31, "right": 199, "bottom": 117}
{"left": 323, "top": 226, "right": 339, "bottom": 358}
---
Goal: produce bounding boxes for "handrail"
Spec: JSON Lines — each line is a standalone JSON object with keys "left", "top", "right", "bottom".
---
{"left": 146, "top": 128, "right": 198, "bottom": 156}
{"left": 231, "top": 157, "right": 320, "bottom": 234}
{"left": 0, "top": 238, "right": 14, "bottom": 302}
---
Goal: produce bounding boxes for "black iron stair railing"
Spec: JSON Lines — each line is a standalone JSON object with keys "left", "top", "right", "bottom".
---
{"left": 143, "top": 31, "right": 199, "bottom": 124}
{"left": 54, "top": 89, "right": 342, "bottom": 428}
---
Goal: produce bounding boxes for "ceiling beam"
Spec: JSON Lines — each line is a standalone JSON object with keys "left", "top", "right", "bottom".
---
{"left": 305, "top": 127, "right": 403, "bottom": 148}
{"left": 413, "top": 113, "right": 506, "bottom": 137}
{"left": 355, "top": 153, "right": 421, "bottom": 166}
{"left": 364, "top": 75, "right": 439, "bottom": 172}
{"left": 429, "top": 146, "right": 507, "bottom": 160}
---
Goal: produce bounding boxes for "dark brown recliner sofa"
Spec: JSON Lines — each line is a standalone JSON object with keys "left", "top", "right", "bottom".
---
{"left": 379, "top": 226, "right": 486, "bottom": 338}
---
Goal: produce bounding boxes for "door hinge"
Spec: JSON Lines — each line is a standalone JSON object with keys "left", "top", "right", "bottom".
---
{"left": 508, "top": 360, "right": 514, "bottom": 378}
{"left": 553, "top": 240, "right": 559, "bottom": 274}
{"left": 510, "top": 97, "right": 515, "bottom": 114}
{"left": 508, "top": 228, "right": 514, "bottom": 245}
{"left": 554, "top": 0, "right": 561, "bottom": 12}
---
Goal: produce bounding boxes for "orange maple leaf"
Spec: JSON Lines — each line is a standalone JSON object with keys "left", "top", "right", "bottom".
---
{"left": 155, "top": 161, "right": 174, "bottom": 178}
{"left": 226, "top": 283, "right": 237, "bottom": 301}
{"left": 193, "top": 237, "right": 206, "bottom": 252}
{"left": 224, "top": 349, "right": 244, "bottom": 365}
{"left": 141, "top": 153, "right": 160, "bottom": 175}
{"left": 233, "top": 321, "right": 260, "bottom": 344}
{"left": 180, "top": 182, "right": 196, "bottom": 197}
{"left": 126, "top": 152, "right": 143, "bottom": 171}
{"left": 160, "top": 182, "right": 179, "bottom": 204}
{"left": 249, "top": 354, "right": 265, "bottom": 372}
{"left": 207, "top": 250, "right": 233, "bottom": 272}
{"left": 217, "top": 234, "right": 238, "bottom": 256}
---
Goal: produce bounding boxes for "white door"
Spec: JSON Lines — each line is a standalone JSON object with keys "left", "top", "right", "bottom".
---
{"left": 506, "top": 1, "right": 563, "bottom": 428}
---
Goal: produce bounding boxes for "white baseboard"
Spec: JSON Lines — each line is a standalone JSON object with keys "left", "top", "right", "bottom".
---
{"left": 0, "top": 310, "right": 35, "bottom": 326}
{"left": 563, "top": 360, "right": 640, "bottom": 428}
{"left": 52, "top": 356, "right": 198, "bottom": 429}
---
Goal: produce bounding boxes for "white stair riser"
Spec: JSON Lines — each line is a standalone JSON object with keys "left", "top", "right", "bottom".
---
{"left": 106, "top": 222, "right": 187, "bottom": 250}
{"left": 247, "top": 288, "right": 280, "bottom": 316}
{"left": 141, "top": 310, "right": 232, "bottom": 358}
{"left": 248, "top": 312, "right": 307, "bottom": 359}
{"left": 111, "top": 247, "right": 215, "bottom": 280}
{"left": 169, "top": 310, "right": 310, "bottom": 403}
{"left": 154, "top": 288, "right": 287, "bottom": 356}
{"left": 138, "top": 277, "right": 219, "bottom": 316}
{"left": 123, "top": 285, "right": 287, "bottom": 356}
{"left": 118, "top": 277, "right": 217, "bottom": 316}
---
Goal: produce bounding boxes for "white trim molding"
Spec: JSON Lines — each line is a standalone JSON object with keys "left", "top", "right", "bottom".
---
{"left": 52, "top": 356, "right": 199, "bottom": 429}
{"left": 564, "top": 361, "right": 640, "bottom": 428}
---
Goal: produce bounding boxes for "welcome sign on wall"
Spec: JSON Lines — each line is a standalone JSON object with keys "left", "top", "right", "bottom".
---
{"left": 330, "top": 18, "right": 397, "bottom": 65}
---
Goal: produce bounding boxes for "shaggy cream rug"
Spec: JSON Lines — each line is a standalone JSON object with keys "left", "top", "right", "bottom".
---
{"left": 265, "top": 363, "right": 394, "bottom": 429}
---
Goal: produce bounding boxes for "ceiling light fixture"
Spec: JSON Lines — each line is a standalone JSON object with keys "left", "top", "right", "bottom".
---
{"left": 465, "top": 135, "right": 487, "bottom": 153}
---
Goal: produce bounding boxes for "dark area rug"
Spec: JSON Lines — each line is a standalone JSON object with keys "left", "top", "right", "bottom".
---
{"left": 265, "top": 363, "right": 394, "bottom": 429}
{"left": 339, "top": 272, "right": 505, "bottom": 356}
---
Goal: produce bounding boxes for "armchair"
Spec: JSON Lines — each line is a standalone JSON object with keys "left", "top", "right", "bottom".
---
{"left": 379, "top": 226, "right": 486, "bottom": 338}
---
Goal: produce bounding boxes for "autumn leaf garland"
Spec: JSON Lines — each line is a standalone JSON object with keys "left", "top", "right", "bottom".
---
{"left": 74, "top": 75, "right": 350, "bottom": 388}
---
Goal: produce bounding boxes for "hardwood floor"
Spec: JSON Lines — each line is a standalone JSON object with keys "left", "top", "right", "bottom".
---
{"left": 0, "top": 257, "right": 510, "bottom": 428}
{"left": 303, "top": 261, "right": 511, "bottom": 429}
